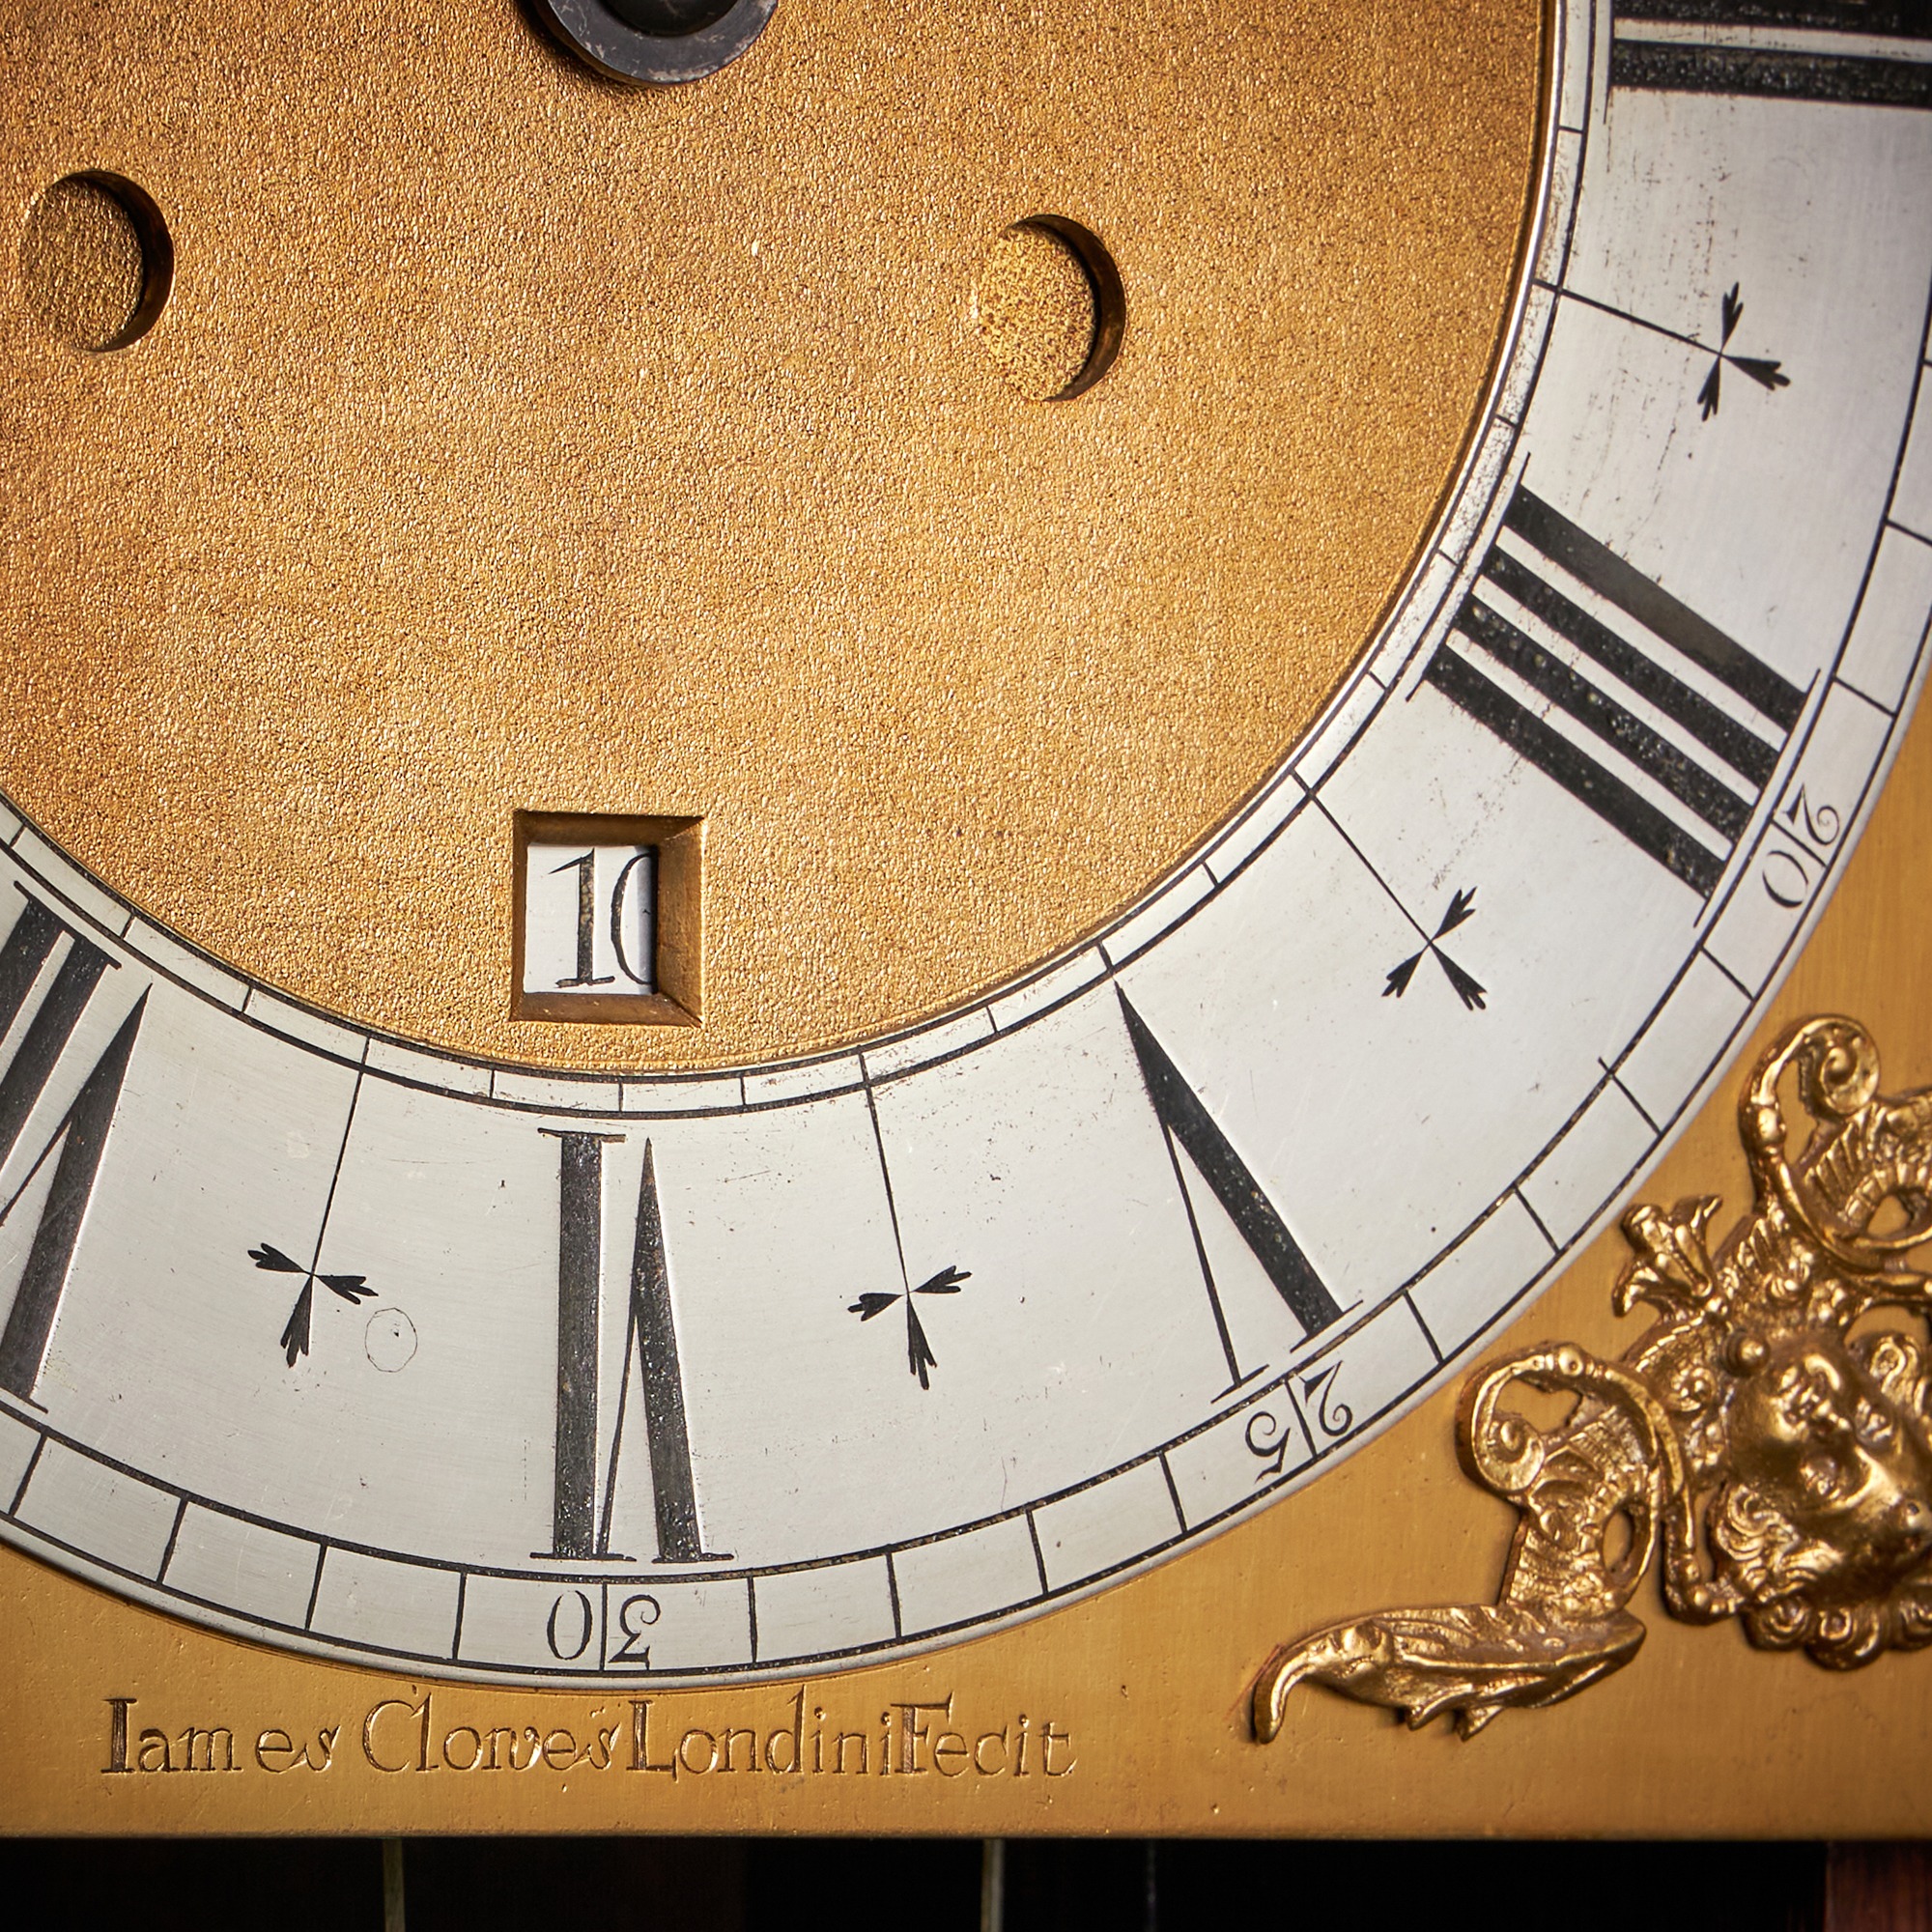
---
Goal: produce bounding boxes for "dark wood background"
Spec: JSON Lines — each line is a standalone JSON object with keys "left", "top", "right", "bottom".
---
{"left": 1, "top": 1839, "right": 1925, "bottom": 1930}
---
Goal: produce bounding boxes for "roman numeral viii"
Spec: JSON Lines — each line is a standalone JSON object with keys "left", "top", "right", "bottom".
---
{"left": 1121, "top": 993, "right": 1342, "bottom": 1390}
{"left": 1424, "top": 485, "right": 1805, "bottom": 899}
{"left": 544, "top": 1130, "right": 724, "bottom": 1566}
{"left": 0, "top": 893, "right": 145, "bottom": 1405}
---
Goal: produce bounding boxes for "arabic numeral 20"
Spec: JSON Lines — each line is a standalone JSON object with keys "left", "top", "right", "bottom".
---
{"left": 1761, "top": 787, "right": 1842, "bottom": 910}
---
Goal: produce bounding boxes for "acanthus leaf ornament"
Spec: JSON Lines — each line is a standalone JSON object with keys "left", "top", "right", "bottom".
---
{"left": 1253, "top": 1017, "right": 1932, "bottom": 1744}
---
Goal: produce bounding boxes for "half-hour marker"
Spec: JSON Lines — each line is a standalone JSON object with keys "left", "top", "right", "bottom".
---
{"left": 1384, "top": 889, "right": 1487, "bottom": 1010}
{"left": 248, "top": 1241, "right": 376, "bottom": 1368}
{"left": 847, "top": 1264, "right": 971, "bottom": 1390}
{"left": 1697, "top": 285, "right": 1788, "bottom": 419}
{"left": 1561, "top": 282, "right": 1788, "bottom": 421}
{"left": 1423, "top": 485, "right": 1804, "bottom": 898}
{"left": 856, "top": 1075, "right": 978, "bottom": 1392}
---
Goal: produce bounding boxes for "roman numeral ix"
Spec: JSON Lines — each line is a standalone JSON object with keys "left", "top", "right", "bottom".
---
{"left": 0, "top": 893, "right": 144, "bottom": 1405}
{"left": 545, "top": 1130, "right": 724, "bottom": 1566}
{"left": 1423, "top": 485, "right": 1805, "bottom": 899}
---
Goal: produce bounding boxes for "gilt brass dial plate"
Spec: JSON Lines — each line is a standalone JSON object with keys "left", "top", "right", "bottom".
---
{"left": 4, "top": 0, "right": 1932, "bottom": 1822}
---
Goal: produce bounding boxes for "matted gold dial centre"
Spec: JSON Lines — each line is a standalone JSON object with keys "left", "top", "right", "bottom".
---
{"left": 0, "top": 1, "right": 1541, "bottom": 1070}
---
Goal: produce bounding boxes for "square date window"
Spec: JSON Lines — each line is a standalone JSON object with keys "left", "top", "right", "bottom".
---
{"left": 512, "top": 812, "right": 703, "bottom": 1026}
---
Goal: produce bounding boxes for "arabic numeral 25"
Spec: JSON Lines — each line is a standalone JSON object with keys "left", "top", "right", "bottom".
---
{"left": 1761, "top": 787, "right": 1842, "bottom": 910}
{"left": 1243, "top": 1365, "right": 1351, "bottom": 1485}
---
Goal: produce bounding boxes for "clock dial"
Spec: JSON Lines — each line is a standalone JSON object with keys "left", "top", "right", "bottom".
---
{"left": 2, "top": 0, "right": 1931, "bottom": 1690}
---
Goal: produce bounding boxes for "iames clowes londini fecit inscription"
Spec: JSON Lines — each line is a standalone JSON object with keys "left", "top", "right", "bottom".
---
{"left": 1254, "top": 1017, "right": 1932, "bottom": 1743}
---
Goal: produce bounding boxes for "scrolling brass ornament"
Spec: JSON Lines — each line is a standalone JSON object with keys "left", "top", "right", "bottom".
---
{"left": 1253, "top": 1016, "right": 1932, "bottom": 1744}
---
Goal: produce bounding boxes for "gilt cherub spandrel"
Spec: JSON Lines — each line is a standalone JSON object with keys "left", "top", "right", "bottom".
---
{"left": 1253, "top": 1016, "right": 1932, "bottom": 1743}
